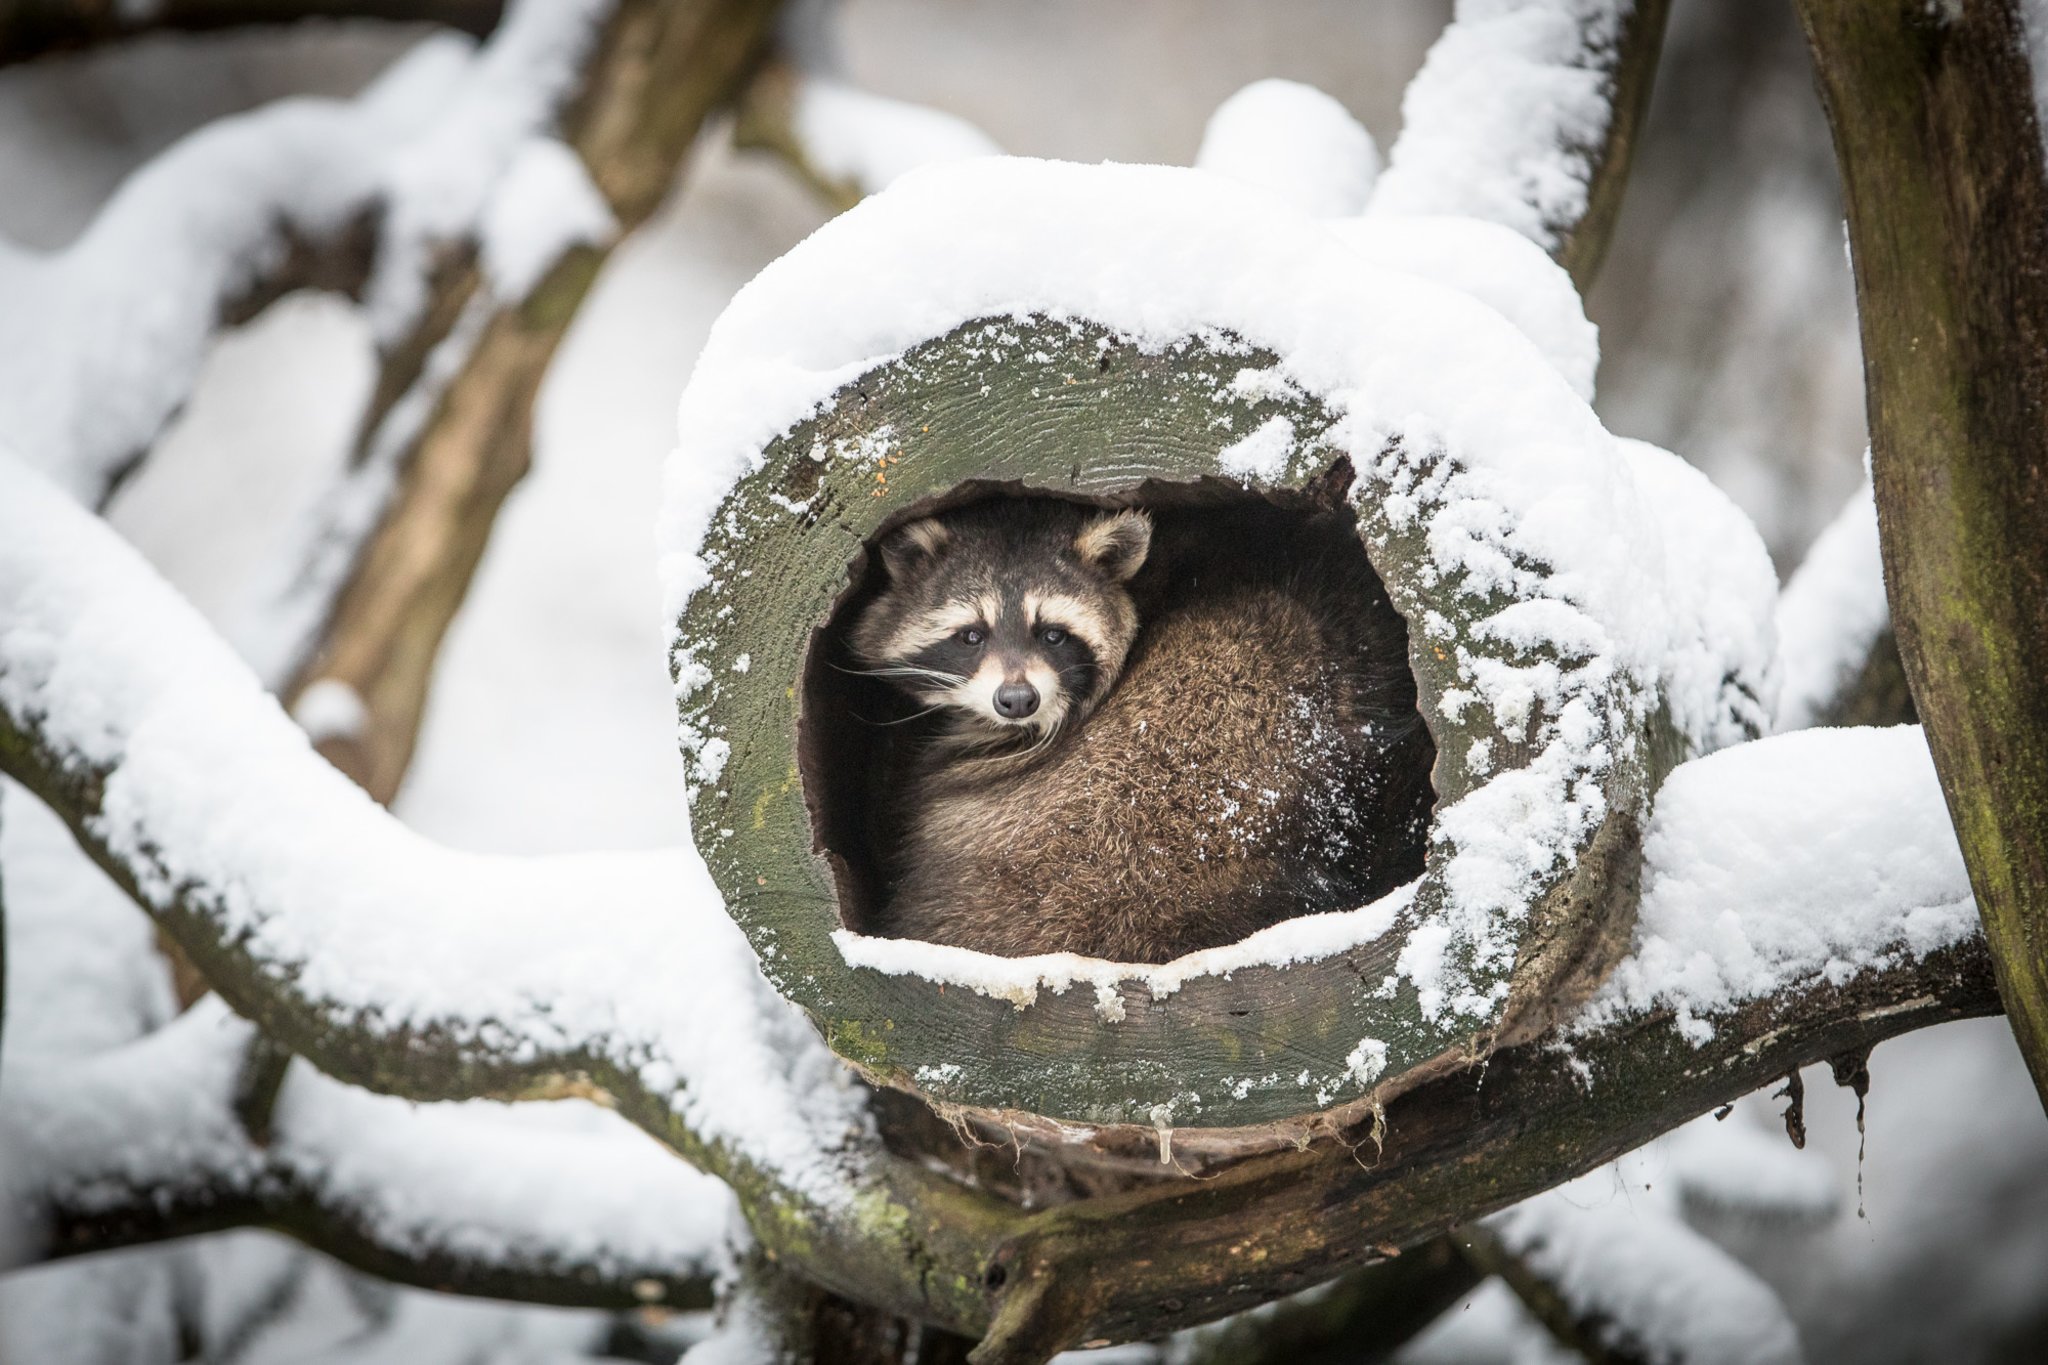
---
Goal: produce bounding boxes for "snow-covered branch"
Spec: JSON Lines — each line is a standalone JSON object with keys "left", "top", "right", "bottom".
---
{"left": 0, "top": 0, "right": 613, "bottom": 509}
{"left": 1467, "top": 1190, "right": 1800, "bottom": 1364}
{"left": 0, "top": 441, "right": 2005, "bottom": 1355}
{"left": 733, "top": 55, "right": 1000, "bottom": 212}
{"left": 0, "top": 452, "right": 1027, "bottom": 1336}
{"left": 1, "top": 999, "right": 732, "bottom": 1310}
{"left": 0, "top": 0, "right": 784, "bottom": 803}
{"left": 1372, "top": 0, "right": 1669, "bottom": 286}
{"left": 277, "top": 0, "right": 788, "bottom": 800}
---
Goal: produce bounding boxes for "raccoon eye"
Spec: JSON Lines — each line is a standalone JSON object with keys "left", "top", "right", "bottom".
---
{"left": 957, "top": 626, "right": 987, "bottom": 647}
{"left": 1039, "top": 626, "right": 1068, "bottom": 646}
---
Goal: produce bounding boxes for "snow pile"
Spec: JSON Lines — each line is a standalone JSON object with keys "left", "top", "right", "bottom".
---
{"left": 0, "top": 0, "right": 611, "bottom": 505}
{"left": 1616, "top": 437, "right": 1779, "bottom": 750}
{"left": 276, "top": 1064, "right": 739, "bottom": 1282}
{"left": 1775, "top": 478, "right": 1889, "bottom": 731}
{"left": 1193, "top": 78, "right": 1381, "bottom": 217}
{"left": 791, "top": 75, "right": 1002, "bottom": 196}
{"left": 1584, "top": 725, "right": 1977, "bottom": 1040}
{"left": 1372, "top": 0, "right": 1629, "bottom": 248}
{"left": 835, "top": 884, "right": 1412, "bottom": 1014}
{"left": 660, "top": 157, "right": 1775, "bottom": 1028}
{"left": 479, "top": 136, "right": 618, "bottom": 300}
{"left": 0, "top": 454, "right": 867, "bottom": 1207}
{"left": 1330, "top": 214, "right": 1599, "bottom": 402}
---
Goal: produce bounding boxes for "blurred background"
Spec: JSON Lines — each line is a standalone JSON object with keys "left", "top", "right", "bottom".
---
{"left": 1, "top": 3, "right": 2040, "bottom": 1361}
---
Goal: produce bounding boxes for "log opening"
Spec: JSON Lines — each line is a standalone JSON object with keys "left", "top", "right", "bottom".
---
{"left": 799, "top": 475, "right": 1440, "bottom": 951}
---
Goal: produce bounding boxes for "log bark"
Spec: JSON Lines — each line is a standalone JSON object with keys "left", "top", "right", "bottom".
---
{"left": 1795, "top": 0, "right": 2048, "bottom": 1110}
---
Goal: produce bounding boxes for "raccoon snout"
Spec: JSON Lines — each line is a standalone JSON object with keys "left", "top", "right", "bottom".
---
{"left": 993, "top": 681, "right": 1040, "bottom": 719}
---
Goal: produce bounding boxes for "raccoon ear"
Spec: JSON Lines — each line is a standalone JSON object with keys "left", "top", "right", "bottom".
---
{"left": 877, "top": 518, "right": 951, "bottom": 579}
{"left": 1075, "top": 509, "right": 1152, "bottom": 582}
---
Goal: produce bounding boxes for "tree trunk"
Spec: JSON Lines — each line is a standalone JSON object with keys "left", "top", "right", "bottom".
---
{"left": 1796, "top": 0, "right": 2048, "bottom": 1110}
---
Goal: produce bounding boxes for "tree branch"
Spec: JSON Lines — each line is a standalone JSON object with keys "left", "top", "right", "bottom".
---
{"left": 1794, "top": 0, "right": 2048, "bottom": 1110}
{"left": 732, "top": 54, "right": 1000, "bottom": 215}
{"left": 0, "top": 0, "right": 504, "bottom": 68}
{"left": 280, "top": 0, "right": 785, "bottom": 801}
{"left": 1, "top": 2, "right": 609, "bottom": 510}
{"left": 965, "top": 938, "right": 1992, "bottom": 1360}
{"left": 0, "top": 456, "right": 2002, "bottom": 1356}
{"left": 3, "top": 1001, "right": 727, "bottom": 1311}
{"left": 1371, "top": 0, "right": 1670, "bottom": 291}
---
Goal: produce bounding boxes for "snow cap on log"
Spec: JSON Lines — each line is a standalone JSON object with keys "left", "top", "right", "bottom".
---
{"left": 659, "top": 158, "right": 1775, "bottom": 1137}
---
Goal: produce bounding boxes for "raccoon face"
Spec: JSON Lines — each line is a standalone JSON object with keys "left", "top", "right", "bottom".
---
{"left": 848, "top": 501, "right": 1151, "bottom": 744}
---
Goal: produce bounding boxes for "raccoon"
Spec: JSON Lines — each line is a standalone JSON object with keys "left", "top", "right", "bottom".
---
{"left": 845, "top": 488, "right": 1433, "bottom": 964}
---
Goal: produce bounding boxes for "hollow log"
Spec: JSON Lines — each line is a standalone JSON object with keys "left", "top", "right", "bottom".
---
{"left": 668, "top": 161, "right": 1774, "bottom": 1154}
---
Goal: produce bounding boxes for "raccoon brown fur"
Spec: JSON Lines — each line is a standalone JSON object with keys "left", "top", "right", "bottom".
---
{"left": 846, "top": 488, "right": 1433, "bottom": 964}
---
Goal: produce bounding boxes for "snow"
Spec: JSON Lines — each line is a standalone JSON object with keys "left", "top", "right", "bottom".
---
{"left": 1371, "top": 0, "right": 1630, "bottom": 248}
{"left": 790, "top": 74, "right": 1002, "bottom": 196}
{"left": 4, "top": 7, "right": 2036, "bottom": 1359}
{"left": 1774, "top": 477, "right": 1888, "bottom": 732}
{"left": 363, "top": 0, "right": 612, "bottom": 336}
{"left": 0, "top": 453, "right": 869, "bottom": 1208}
{"left": 274, "top": 1064, "right": 740, "bottom": 1287}
{"left": 1660, "top": 1113, "right": 1837, "bottom": 1223}
{"left": 661, "top": 156, "right": 1774, "bottom": 1028}
{"left": 0, "top": 0, "right": 609, "bottom": 506}
{"left": 833, "top": 882, "right": 1412, "bottom": 1010}
{"left": 1583, "top": 725, "right": 1977, "bottom": 1041}
{"left": 291, "top": 677, "right": 368, "bottom": 743}
{"left": 1215, "top": 412, "right": 1297, "bottom": 479}
{"left": 1329, "top": 214, "right": 1599, "bottom": 401}
{"left": 1193, "top": 78, "right": 1381, "bottom": 216}
{"left": 1404, "top": 1115, "right": 1827, "bottom": 1365}
{"left": 0, "top": 804, "right": 735, "bottom": 1298}
{"left": 480, "top": 136, "right": 618, "bottom": 300}
{"left": 1487, "top": 1165, "right": 1804, "bottom": 1364}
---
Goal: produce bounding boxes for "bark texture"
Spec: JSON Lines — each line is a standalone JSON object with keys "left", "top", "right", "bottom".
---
{"left": 1796, "top": 0, "right": 2048, "bottom": 1109}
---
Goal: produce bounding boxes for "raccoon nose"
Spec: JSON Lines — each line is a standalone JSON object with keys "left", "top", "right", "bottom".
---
{"left": 993, "top": 681, "right": 1039, "bottom": 719}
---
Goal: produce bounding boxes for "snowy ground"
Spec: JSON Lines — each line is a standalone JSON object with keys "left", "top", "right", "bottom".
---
{"left": 2, "top": 5, "right": 2044, "bottom": 1362}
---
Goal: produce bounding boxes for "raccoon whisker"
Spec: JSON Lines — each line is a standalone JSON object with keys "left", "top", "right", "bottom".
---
{"left": 867, "top": 703, "right": 952, "bottom": 727}
{"left": 831, "top": 661, "right": 966, "bottom": 686}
